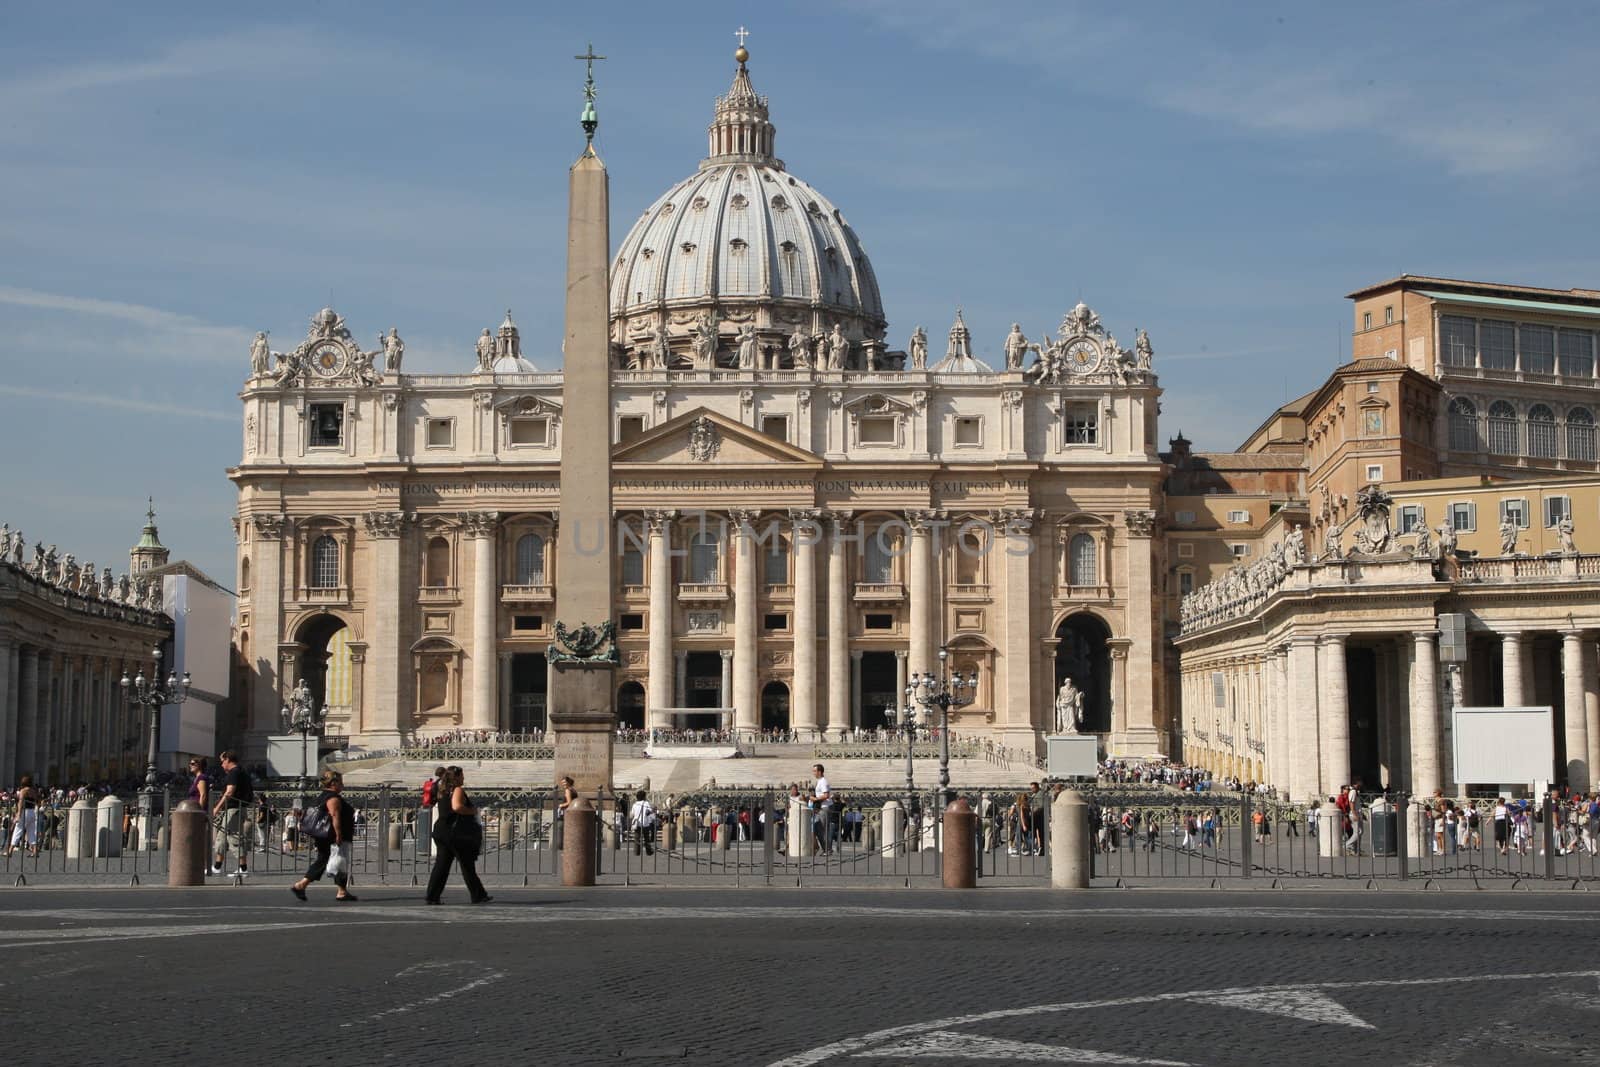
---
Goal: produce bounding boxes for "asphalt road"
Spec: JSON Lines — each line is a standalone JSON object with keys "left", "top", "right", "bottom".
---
{"left": 1, "top": 886, "right": 1597, "bottom": 1066}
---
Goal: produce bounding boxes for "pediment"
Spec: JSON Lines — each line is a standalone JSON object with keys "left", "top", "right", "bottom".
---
{"left": 495, "top": 394, "right": 563, "bottom": 418}
{"left": 613, "top": 408, "right": 822, "bottom": 467}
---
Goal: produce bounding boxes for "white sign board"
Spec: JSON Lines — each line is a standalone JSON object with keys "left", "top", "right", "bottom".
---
{"left": 1046, "top": 734, "right": 1100, "bottom": 779}
{"left": 266, "top": 735, "right": 319, "bottom": 781}
{"left": 1452, "top": 706, "right": 1553, "bottom": 785}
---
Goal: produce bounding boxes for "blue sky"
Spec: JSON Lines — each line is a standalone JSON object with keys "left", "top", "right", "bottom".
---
{"left": 3, "top": 2, "right": 1597, "bottom": 584}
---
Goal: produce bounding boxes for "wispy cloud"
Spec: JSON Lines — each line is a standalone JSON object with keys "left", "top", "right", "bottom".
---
{"left": 0, "top": 285, "right": 246, "bottom": 362}
{"left": 0, "top": 384, "right": 234, "bottom": 423}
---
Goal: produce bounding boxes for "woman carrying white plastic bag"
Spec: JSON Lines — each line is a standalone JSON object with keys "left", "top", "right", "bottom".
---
{"left": 290, "top": 770, "right": 358, "bottom": 902}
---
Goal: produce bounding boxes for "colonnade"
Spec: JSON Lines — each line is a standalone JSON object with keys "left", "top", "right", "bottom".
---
{"left": 0, "top": 641, "right": 154, "bottom": 785}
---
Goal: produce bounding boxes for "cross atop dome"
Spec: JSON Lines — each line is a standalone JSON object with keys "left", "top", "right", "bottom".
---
{"left": 705, "top": 37, "right": 778, "bottom": 168}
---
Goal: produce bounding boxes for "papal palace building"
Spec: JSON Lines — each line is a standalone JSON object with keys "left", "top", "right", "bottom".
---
{"left": 229, "top": 46, "right": 1600, "bottom": 802}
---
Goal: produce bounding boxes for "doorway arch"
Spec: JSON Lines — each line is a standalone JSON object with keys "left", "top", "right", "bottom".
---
{"left": 617, "top": 681, "right": 645, "bottom": 730}
{"left": 760, "top": 681, "right": 790, "bottom": 732}
{"left": 1054, "top": 614, "right": 1112, "bottom": 733}
{"left": 294, "top": 613, "right": 352, "bottom": 718}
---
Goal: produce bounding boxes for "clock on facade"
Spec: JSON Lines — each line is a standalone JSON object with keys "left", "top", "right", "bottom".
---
{"left": 311, "top": 342, "right": 347, "bottom": 378}
{"left": 1065, "top": 338, "right": 1101, "bottom": 374}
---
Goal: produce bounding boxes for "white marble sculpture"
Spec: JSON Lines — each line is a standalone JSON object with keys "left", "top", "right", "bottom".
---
{"left": 250, "top": 332, "right": 272, "bottom": 376}
{"left": 908, "top": 326, "right": 928, "bottom": 370}
{"left": 383, "top": 327, "right": 405, "bottom": 373}
{"left": 736, "top": 323, "right": 759, "bottom": 370}
{"left": 1054, "top": 677, "right": 1084, "bottom": 735}
{"left": 1003, "top": 324, "right": 1027, "bottom": 371}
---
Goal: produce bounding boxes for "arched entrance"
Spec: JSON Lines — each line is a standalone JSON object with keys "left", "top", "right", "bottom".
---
{"left": 617, "top": 681, "right": 646, "bottom": 730}
{"left": 760, "top": 681, "right": 790, "bottom": 732}
{"left": 294, "top": 614, "right": 351, "bottom": 719}
{"left": 1055, "top": 614, "right": 1111, "bottom": 734}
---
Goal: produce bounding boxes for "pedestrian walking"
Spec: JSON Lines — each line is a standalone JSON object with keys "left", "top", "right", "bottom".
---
{"left": 4, "top": 774, "right": 38, "bottom": 857}
{"left": 290, "top": 770, "right": 357, "bottom": 902}
{"left": 629, "top": 790, "right": 657, "bottom": 856}
{"left": 426, "top": 766, "right": 491, "bottom": 905}
{"left": 209, "top": 750, "right": 254, "bottom": 878}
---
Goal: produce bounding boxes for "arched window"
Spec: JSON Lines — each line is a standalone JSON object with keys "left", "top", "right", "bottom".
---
{"left": 1069, "top": 533, "right": 1098, "bottom": 587}
{"left": 763, "top": 535, "right": 789, "bottom": 586}
{"left": 1527, "top": 404, "right": 1557, "bottom": 459}
{"left": 1487, "top": 400, "right": 1519, "bottom": 455}
{"left": 954, "top": 528, "right": 984, "bottom": 585}
{"left": 1448, "top": 397, "right": 1481, "bottom": 452}
{"left": 515, "top": 533, "right": 546, "bottom": 585}
{"left": 864, "top": 526, "right": 895, "bottom": 583}
{"left": 1567, "top": 407, "right": 1596, "bottom": 461}
{"left": 239, "top": 557, "right": 250, "bottom": 593}
{"left": 310, "top": 535, "right": 339, "bottom": 589}
{"left": 425, "top": 537, "right": 451, "bottom": 587}
{"left": 687, "top": 530, "right": 720, "bottom": 583}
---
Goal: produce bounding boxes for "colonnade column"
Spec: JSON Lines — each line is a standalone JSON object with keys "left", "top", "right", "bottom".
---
{"left": 732, "top": 511, "right": 759, "bottom": 738}
{"left": 1561, "top": 631, "right": 1591, "bottom": 792}
{"left": 246, "top": 514, "right": 287, "bottom": 746}
{"left": 790, "top": 510, "right": 819, "bottom": 739}
{"left": 1286, "top": 636, "right": 1320, "bottom": 803}
{"left": 718, "top": 649, "right": 733, "bottom": 732}
{"left": 825, "top": 512, "right": 851, "bottom": 740}
{"left": 0, "top": 640, "right": 15, "bottom": 785}
{"left": 1317, "top": 634, "right": 1350, "bottom": 798}
{"left": 1409, "top": 631, "right": 1441, "bottom": 798}
{"left": 1501, "top": 630, "right": 1528, "bottom": 705}
{"left": 466, "top": 512, "right": 499, "bottom": 732}
{"left": 674, "top": 651, "right": 687, "bottom": 710}
{"left": 998, "top": 509, "right": 1035, "bottom": 740}
{"left": 1272, "top": 647, "right": 1290, "bottom": 792}
{"left": 894, "top": 651, "right": 908, "bottom": 720}
{"left": 645, "top": 510, "right": 675, "bottom": 729}
{"left": 1121, "top": 509, "right": 1160, "bottom": 750}
{"left": 362, "top": 510, "right": 407, "bottom": 746}
{"left": 1585, "top": 640, "right": 1600, "bottom": 792}
{"left": 906, "top": 512, "right": 932, "bottom": 680}
{"left": 850, "top": 650, "right": 864, "bottom": 733}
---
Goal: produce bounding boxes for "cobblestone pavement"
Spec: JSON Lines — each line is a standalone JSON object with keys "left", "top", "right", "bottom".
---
{"left": 1, "top": 887, "right": 1597, "bottom": 1065}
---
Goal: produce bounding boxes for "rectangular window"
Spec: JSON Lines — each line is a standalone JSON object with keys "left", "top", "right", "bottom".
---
{"left": 763, "top": 542, "right": 788, "bottom": 586}
{"left": 620, "top": 544, "right": 645, "bottom": 586}
{"left": 1226, "top": 509, "right": 1249, "bottom": 524}
{"left": 618, "top": 613, "right": 644, "bottom": 631}
{"left": 618, "top": 415, "right": 645, "bottom": 443}
{"left": 1366, "top": 381, "right": 1380, "bottom": 394}
{"left": 1384, "top": 306, "right": 1395, "bottom": 324}
{"left": 1450, "top": 501, "right": 1476, "bottom": 532}
{"left": 1440, "top": 316, "right": 1476, "bottom": 368}
{"left": 1365, "top": 463, "right": 1383, "bottom": 482}
{"left": 1174, "top": 510, "right": 1196, "bottom": 525}
{"left": 1500, "top": 498, "right": 1529, "bottom": 529}
{"left": 760, "top": 415, "right": 789, "bottom": 442}
{"left": 426, "top": 418, "right": 453, "bottom": 448}
{"left": 1211, "top": 671, "right": 1227, "bottom": 709}
{"left": 512, "top": 614, "right": 543, "bottom": 632}
{"left": 1177, "top": 542, "right": 1195, "bottom": 558}
{"left": 1230, "top": 543, "right": 1249, "bottom": 558}
{"left": 1521, "top": 324, "right": 1555, "bottom": 375}
{"left": 1559, "top": 329, "right": 1595, "bottom": 378}
{"left": 863, "top": 613, "right": 894, "bottom": 631}
{"left": 1178, "top": 571, "right": 1194, "bottom": 596}
{"left": 954, "top": 416, "right": 982, "bottom": 446}
{"left": 763, "top": 612, "right": 789, "bottom": 632}
{"left": 1065, "top": 404, "right": 1098, "bottom": 445}
{"left": 1397, "top": 504, "right": 1424, "bottom": 534}
{"left": 1479, "top": 320, "right": 1515, "bottom": 370}
{"left": 1544, "top": 496, "right": 1571, "bottom": 528}
{"left": 858, "top": 416, "right": 896, "bottom": 444}
{"left": 308, "top": 403, "right": 344, "bottom": 448}
{"left": 1362, "top": 311, "right": 1372, "bottom": 330}
{"left": 510, "top": 416, "right": 549, "bottom": 446}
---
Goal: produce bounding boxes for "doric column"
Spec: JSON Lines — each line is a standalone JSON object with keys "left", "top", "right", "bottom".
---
{"left": 674, "top": 650, "right": 687, "bottom": 709}
{"left": 361, "top": 509, "right": 409, "bottom": 746}
{"left": 498, "top": 652, "right": 513, "bottom": 732}
{"left": 850, "top": 649, "right": 864, "bottom": 732}
{"left": 997, "top": 508, "right": 1036, "bottom": 741}
{"left": 894, "top": 650, "right": 908, "bottom": 720}
{"left": 718, "top": 649, "right": 733, "bottom": 731}
{"left": 1287, "top": 635, "right": 1320, "bottom": 803}
{"left": 1586, "top": 640, "right": 1600, "bottom": 791}
{"left": 1561, "top": 631, "right": 1591, "bottom": 792}
{"left": 1120, "top": 508, "right": 1160, "bottom": 751}
{"left": 732, "top": 510, "right": 760, "bottom": 737}
{"left": 464, "top": 511, "right": 500, "bottom": 731}
{"left": 789, "top": 509, "right": 820, "bottom": 738}
{"left": 1501, "top": 630, "right": 1528, "bottom": 705}
{"left": 825, "top": 512, "right": 852, "bottom": 740}
{"left": 907, "top": 511, "right": 933, "bottom": 679}
{"left": 1410, "top": 631, "right": 1441, "bottom": 798}
{"left": 0, "top": 640, "right": 15, "bottom": 785}
{"left": 645, "top": 510, "right": 675, "bottom": 729}
{"left": 1272, "top": 647, "right": 1290, "bottom": 791}
{"left": 16, "top": 649, "right": 39, "bottom": 779}
{"left": 1318, "top": 634, "right": 1350, "bottom": 797}
{"left": 57, "top": 654, "right": 75, "bottom": 776}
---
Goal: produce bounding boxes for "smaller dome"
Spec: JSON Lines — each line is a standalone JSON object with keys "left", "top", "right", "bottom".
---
{"left": 492, "top": 355, "right": 540, "bottom": 374}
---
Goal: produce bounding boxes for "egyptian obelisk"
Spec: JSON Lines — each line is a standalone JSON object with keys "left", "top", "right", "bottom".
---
{"left": 548, "top": 46, "right": 617, "bottom": 793}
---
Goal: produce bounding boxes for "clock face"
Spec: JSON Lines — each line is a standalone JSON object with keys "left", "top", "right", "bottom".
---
{"left": 1065, "top": 338, "right": 1101, "bottom": 374}
{"left": 311, "top": 342, "right": 346, "bottom": 378}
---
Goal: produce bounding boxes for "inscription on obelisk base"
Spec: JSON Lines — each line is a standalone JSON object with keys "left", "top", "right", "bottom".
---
{"left": 551, "top": 673, "right": 615, "bottom": 795}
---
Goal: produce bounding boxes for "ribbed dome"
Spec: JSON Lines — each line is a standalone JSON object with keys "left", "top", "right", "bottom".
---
{"left": 608, "top": 51, "right": 886, "bottom": 367}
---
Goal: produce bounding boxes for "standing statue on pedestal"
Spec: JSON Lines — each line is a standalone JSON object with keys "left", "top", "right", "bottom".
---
{"left": 908, "top": 326, "right": 928, "bottom": 370}
{"left": 1135, "top": 328, "right": 1154, "bottom": 371}
{"left": 382, "top": 327, "right": 405, "bottom": 373}
{"left": 788, "top": 326, "right": 812, "bottom": 370}
{"left": 250, "top": 331, "right": 272, "bottom": 377}
{"left": 1003, "top": 324, "right": 1028, "bottom": 371}
{"left": 1413, "top": 522, "right": 1433, "bottom": 560}
{"left": 1054, "top": 677, "right": 1085, "bottom": 735}
{"left": 736, "top": 323, "right": 759, "bottom": 370}
{"left": 1321, "top": 519, "right": 1346, "bottom": 561}
{"left": 827, "top": 323, "right": 849, "bottom": 371}
{"left": 1558, "top": 514, "right": 1578, "bottom": 555}
{"left": 691, "top": 311, "right": 719, "bottom": 369}
{"left": 1285, "top": 524, "right": 1307, "bottom": 566}
{"left": 476, "top": 328, "right": 497, "bottom": 370}
{"left": 1500, "top": 518, "right": 1519, "bottom": 556}
{"left": 1435, "top": 519, "right": 1457, "bottom": 559}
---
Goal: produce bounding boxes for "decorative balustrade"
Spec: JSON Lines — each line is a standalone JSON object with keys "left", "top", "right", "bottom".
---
{"left": 852, "top": 582, "right": 904, "bottom": 601}
{"left": 677, "top": 581, "right": 729, "bottom": 601}
{"left": 501, "top": 583, "right": 553, "bottom": 603}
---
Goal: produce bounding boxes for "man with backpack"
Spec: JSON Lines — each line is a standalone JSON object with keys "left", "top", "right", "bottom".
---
{"left": 628, "top": 790, "right": 657, "bottom": 856}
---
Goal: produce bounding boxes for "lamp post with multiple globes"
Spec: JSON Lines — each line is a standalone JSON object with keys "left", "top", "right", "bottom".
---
{"left": 120, "top": 645, "right": 191, "bottom": 828}
{"left": 904, "top": 647, "right": 979, "bottom": 809}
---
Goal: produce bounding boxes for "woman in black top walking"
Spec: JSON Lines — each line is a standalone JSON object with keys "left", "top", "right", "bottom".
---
{"left": 290, "top": 770, "right": 357, "bottom": 902}
{"left": 426, "top": 766, "right": 491, "bottom": 905}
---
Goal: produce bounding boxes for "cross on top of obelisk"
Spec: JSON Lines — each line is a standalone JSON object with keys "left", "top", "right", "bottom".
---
{"left": 575, "top": 42, "right": 606, "bottom": 144}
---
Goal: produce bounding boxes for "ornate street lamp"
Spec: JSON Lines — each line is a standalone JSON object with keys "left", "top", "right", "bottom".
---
{"left": 120, "top": 646, "right": 191, "bottom": 826}
{"left": 280, "top": 678, "right": 325, "bottom": 798}
{"left": 905, "top": 647, "right": 979, "bottom": 808}
{"left": 892, "top": 701, "right": 930, "bottom": 820}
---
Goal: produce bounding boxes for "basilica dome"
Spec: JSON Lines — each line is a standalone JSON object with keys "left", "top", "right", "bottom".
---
{"left": 609, "top": 50, "right": 886, "bottom": 369}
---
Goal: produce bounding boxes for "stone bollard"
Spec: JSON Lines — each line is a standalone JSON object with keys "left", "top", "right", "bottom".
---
{"left": 675, "top": 809, "right": 695, "bottom": 845}
{"left": 708, "top": 806, "right": 725, "bottom": 850}
{"left": 942, "top": 798, "right": 977, "bottom": 889}
{"left": 96, "top": 795, "right": 125, "bottom": 858}
{"left": 388, "top": 823, "right": 405, "bottom": 852}
{"left": 1051, "top": 790, "right": 1089, "bottom": 889}
{"left": 562, "top": 799, "right": 597, "bottom": 886}
{"left": 497, "top": 810, "right": 515, "bottom": 849}
{"left": 659, "top": 818, "right": 677, "bottom": 852}
{"left": 864, "top": 812, "right": 879, "bottom": 852}
{"left": 65, "top": 796, "right": 97, "bottom": 860}
{"left": 788, "top": 796, "right": 813, "bottom": 857}
{"left": 1317, "top": 804, "right": 1341, "bottom": 859}
{"left": 880, "top": 800, "right": 903, "bottom": 857}
{"left": 168, "top": 800, "right": 208, "bottom": 886}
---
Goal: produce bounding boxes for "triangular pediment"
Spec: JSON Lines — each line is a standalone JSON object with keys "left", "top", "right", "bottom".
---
{"left": 613, "top": 408, "right": 822, "bottom": 467}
